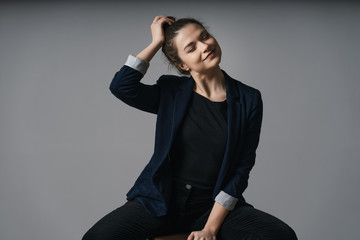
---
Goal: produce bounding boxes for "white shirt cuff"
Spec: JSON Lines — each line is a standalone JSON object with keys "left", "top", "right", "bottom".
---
{"left": 215, "top": 190, "right": 238, "bottom": 211}
{"left": 124, "top": 54, "right": 150, "bottom": 75}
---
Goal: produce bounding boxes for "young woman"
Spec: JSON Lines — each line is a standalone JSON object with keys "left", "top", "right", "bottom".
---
{"left": 83, "top": 15, "right": 297, "bottom": 240}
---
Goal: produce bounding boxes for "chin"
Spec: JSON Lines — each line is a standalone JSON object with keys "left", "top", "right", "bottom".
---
{"left": 214, "top": 47, "right": 222, "bottom": 63}
{"left": 214, "top": 55, "right": 222, "bottom": 66}
{"left": 217, "top": 55, "right": 222, "bottom": 64}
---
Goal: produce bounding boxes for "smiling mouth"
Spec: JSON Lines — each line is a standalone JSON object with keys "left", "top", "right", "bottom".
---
{"left": 203, "top": 48, "right": 216, "bottom": 61}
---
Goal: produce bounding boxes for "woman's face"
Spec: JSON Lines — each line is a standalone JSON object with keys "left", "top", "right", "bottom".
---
{"left": 174, "top": 23, "right": 222, "bottom": 75}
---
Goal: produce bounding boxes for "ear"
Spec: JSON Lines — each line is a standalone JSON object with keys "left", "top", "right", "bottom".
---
{"left": 177, "top": 62, "right": 190, "bottom": 72}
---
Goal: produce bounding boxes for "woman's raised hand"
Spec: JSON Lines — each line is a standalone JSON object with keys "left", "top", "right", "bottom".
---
{"left": 150, "top": 15, "right": 174, "bottom": 45}
{"left": 136, "top": 16, "right": 174, "bottom": 63}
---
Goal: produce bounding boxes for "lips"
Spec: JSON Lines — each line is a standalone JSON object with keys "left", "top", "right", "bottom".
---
{"left": 203, "top": 48, "right": 216, "bottom": 61}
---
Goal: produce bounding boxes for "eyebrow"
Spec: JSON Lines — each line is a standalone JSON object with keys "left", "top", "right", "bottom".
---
{"left": 183, "top": 30, "right": 207, "bottom": 51}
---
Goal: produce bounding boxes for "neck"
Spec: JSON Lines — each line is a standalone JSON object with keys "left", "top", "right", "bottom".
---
{"left": 190, "top": 66, "right": 226, "bottom": 99}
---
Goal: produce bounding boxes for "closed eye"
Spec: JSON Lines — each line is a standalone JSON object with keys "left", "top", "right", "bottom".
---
{"left": 201, "top": 32, "right": 210, "bottom": 41}
{"left": 187, "top": 46, "right": 196, "bottom": 53}
{"left": 184, "top": 30, "right": 211, "bottom": 53}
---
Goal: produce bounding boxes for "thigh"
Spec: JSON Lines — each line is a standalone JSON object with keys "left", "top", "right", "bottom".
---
{"left": 189, "top": 205, "right": 297, "bottom": 240}
{"left": 82, "top": 200, "right": 174, "bottom": 240}
{"left": 218, "top": 206, "right": 297, "bottom": 240}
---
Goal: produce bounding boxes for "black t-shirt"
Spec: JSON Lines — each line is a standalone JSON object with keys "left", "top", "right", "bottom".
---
{"left": 170, "top": 90, "right": 228, "bottom": 189}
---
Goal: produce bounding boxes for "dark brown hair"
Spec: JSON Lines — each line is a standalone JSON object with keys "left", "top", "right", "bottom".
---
{"left": 162, "top": 17, "right": 207, "bottom": 75}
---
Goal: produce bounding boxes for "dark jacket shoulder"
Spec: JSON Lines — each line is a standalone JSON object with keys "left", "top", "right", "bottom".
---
{"left": 156, "top": 74, "right": 191, "bottom": 87}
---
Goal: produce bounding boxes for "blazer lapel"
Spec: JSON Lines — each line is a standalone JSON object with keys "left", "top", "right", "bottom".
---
{"left": 214, "top": 71, "right": 242, "bottom": 195}
{"left": 153, "top": 77, "right": 194, "bottom": 177}
{"left": 167, "top": 77, "right": 195, "bottom": 154}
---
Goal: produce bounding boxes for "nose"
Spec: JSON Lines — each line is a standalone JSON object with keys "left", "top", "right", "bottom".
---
{"left": 198, "top": 41, "right": 210, "bottom": 52}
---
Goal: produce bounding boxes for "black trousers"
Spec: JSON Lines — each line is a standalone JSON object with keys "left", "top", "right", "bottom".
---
{"left": 82, "top": 182, "right": 297, "bottom": 240}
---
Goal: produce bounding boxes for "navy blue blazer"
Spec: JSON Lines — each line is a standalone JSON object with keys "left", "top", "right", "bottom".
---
{"left": 109, "top": 65, "right": 263, "bottom": 217}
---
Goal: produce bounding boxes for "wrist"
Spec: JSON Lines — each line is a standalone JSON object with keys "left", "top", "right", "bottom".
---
{"left": 150, "top": 40, "right": 163, "bottom": 49}
{"left": 202, "top": 226, "right": 217, "bottom": 236}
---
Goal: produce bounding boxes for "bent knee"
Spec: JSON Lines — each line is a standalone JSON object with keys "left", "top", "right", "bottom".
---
{"left": 282, "top": 225, "right": 298, "bottom": 240}
{"left": 82, "top": 227, "right": 98, "bottom": 240}
{"left": 271, "top": 222, "right": 297, "bottom": 240}
{"left": 82, "top": 224, "right": 113, "bottom": 240}
{"left": 218, "top": 221, "right": 298, "bottom": 240}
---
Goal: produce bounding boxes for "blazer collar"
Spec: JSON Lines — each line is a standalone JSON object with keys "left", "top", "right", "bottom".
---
{"left": 176, "top": 69, "right": 240, "bottom": 102}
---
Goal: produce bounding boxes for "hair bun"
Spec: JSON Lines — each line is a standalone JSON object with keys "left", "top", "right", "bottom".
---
{"left": 167, "top": 16, "right": 176, "bottom": 21}
{"left": 163, "top": 16, "right": 176, "bottom": 32}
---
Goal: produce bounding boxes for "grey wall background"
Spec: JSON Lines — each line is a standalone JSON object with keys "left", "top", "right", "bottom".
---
{"left": 1, "top": 1, "right": 359, "bottom": 239}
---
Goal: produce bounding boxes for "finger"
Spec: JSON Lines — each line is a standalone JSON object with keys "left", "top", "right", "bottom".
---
{"left": 166, "top": 17, "right": 175, "bottom": 25}
{"left": 159, "top": 16, "right": 174, "bottom": 24}
{"left": 166, "top": 18, "right": 174, "bottom": 25}
{"left": 166, "top": 16, "right": 175, "bottom": 22}
{"left": 153, "top": 15, "right": 169, "bottom": 23}
{"left": 153, "top": 15, "right": 175, "bottom": 24}
{"left": 187, "top": 232, "right": 194, "bottom": 240}
{"left": 153, "top": 15, "right": 162, "bottom": 23}
{"left": 154, "top": 18, "right": 173, "bottom": 29}
{"left": 195, "top": 233, "right": 201, "bottom": 240}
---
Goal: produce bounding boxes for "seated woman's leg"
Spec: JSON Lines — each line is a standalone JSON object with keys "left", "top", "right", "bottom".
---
{"left": 82, "top": 200, "right": 173, "bottom": 240}
{"left": 218, "top": 205, "right": 297, "bottom": 240}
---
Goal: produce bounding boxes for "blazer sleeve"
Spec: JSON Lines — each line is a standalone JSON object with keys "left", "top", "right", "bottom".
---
{"left": 216, "top": 89, "right": 263, "bottom": 210}
{"left": 109, "top": 55, "right": 162, "bottom": 114}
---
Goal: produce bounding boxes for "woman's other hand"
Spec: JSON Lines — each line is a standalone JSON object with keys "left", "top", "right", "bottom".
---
{"left": 135, "top": 16, "right": 174, "bottom": 62}
{"left": 150, "top": 15, "right": 174, "bottom": 45}
{"left": 187, "top": 229, "right": 216, "bottom": 240}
